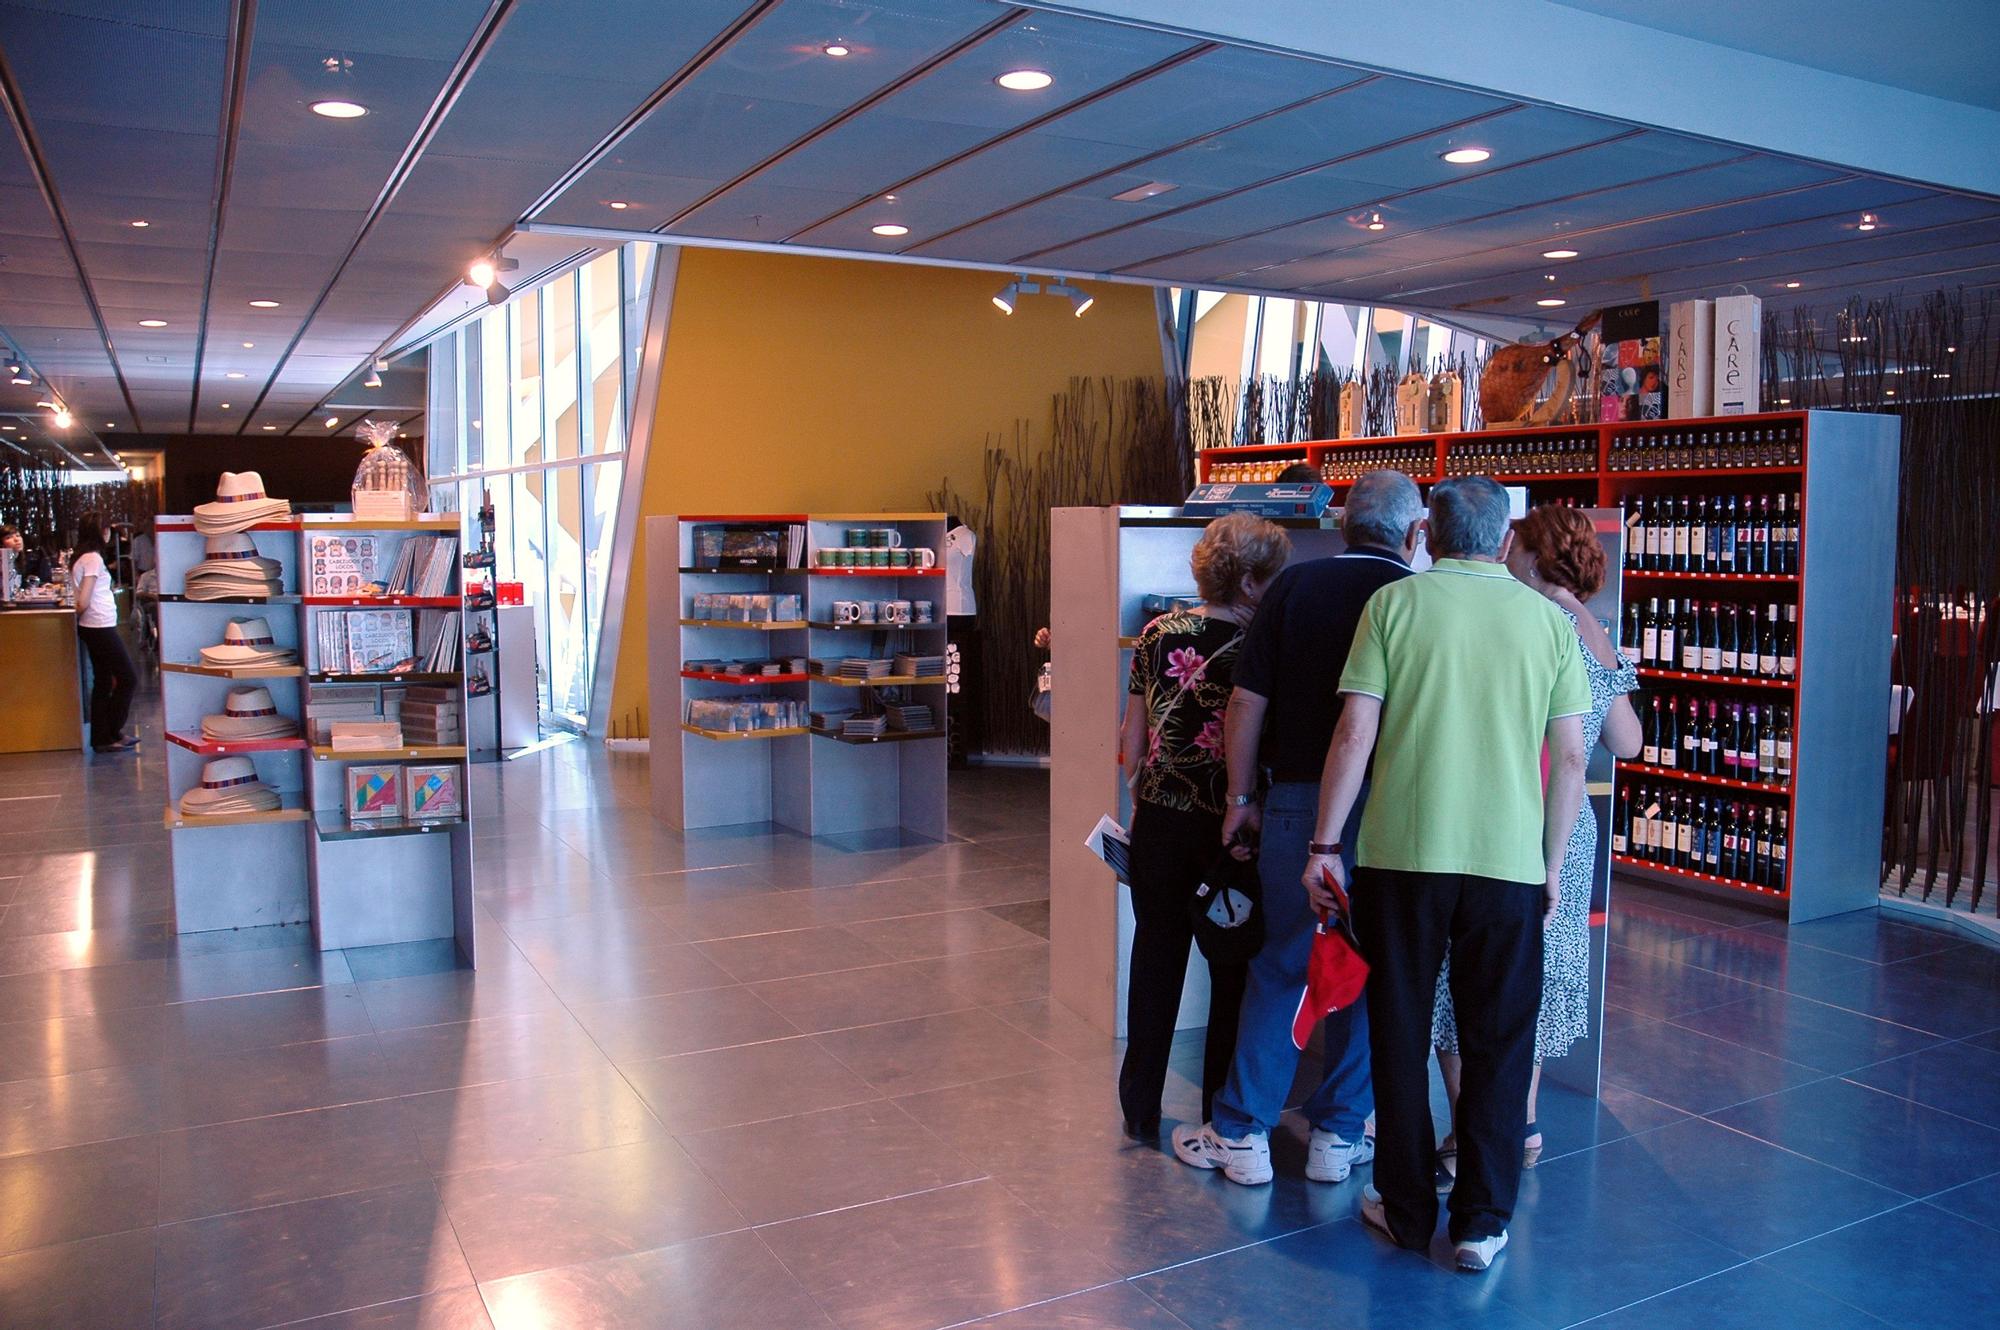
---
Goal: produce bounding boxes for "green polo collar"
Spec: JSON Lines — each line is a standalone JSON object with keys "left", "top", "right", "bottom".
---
{"left": 1431, "top": 557, "right": 1513, "bottom": 579}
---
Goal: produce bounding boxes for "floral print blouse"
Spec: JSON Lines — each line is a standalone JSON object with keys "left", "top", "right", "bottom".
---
{"left": 1127, "top": 610, "right": 1245, "bottom": 816}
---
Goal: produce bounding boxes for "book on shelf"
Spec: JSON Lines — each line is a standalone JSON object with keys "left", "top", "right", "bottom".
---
{"left": 317, "top": 608, "right": 414, "bottom": 674}
{"left": 329, "top": 720, "right": 403, "bottom": 751}
{"left": 893, "top": 653, "right": 944, "bottom": 677}
{"left": 884, "top": 703, "right": 934, "bottom": 731}
{"left": 305, "top": 534, "right": 378, "bottom": 597}
{"left": 383, "top": 535, "right": 460, "bottom": 596}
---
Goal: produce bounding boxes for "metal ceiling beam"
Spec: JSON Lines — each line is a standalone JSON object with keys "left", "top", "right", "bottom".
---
{"left": 186, "top": 0, "right": 257, "bottom": 433}
{"left": 247, "top": 0, "right": 524, "bottom": 435}
{"left": 786, "top": 38, "right": 1215, "bottom": 243}
{"left": 661, "top": 6, "right": 1030, "bottom": 233}
{"left": 0, "top": 41, "right": 141, "bottom": 430}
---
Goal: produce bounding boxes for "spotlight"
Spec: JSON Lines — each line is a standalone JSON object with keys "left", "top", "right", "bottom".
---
{"left": 992, "top": 278, "right": 1022, "bottom": 314}
{"left": 995, "top": 69, "right": 1053, "bottom": 91}
{"left": 1784, "top": 281, "right": 1801, "bottom": 289}
{"left": 870, "top": 223, "right": 908, "bottom": 237}
{"left": 325, "top": 415, "right": 340, "bottom": 429}
{"left": 1856, "top": 212, "right": 1878, "bottom": 231}
{"left": 130, "top": 219, "right": 149, "bottom": 228}
{"left": 242, "top": 341, "right": 255, "bottom": 348}
{"left": 9, "top": 377, "right": 29, "bottom": 387}
{"left": 53, "top": 407, "right": 71, "bottom": 429}
{"left": 822, "top": 42, "right": 850, "bottom": 57}
{"left": 607, "top": 201, "right": 629, "bottom": 210}
{"left": 1542, "top": 249, "right": 1578, "bottom": 259}
{"left": 1441, "top": 147, "right": 1491, "bottom": 164}
{"left": 468, "top": 258, "right": 496, "bottom": 288}
{"left": 262, "top": 424, "right": 277, "bottom": 431}
{"left": 1047, "top": 280, "right": 1094, "bottom": 317}
{"left": 249, "top": 298, "right": 280, "bottom": 308}
{"left": 311, "top": 100, "right": 367, "bottom": 118}
{"left": 1537, "top": 297, "right": 1567, "bottom": 307}
{"left": 486, "top": 280, "right": 510, "bottom": 306}
{"left": 1366, "top": 212, "right": 1385, "bottom": 231}
{"left": 138, "top": 319, "right": 167, "bottom": 328}
{"left": 225, "top": 371, "right": 246, "bottom": 379}
{"left": 364, "top": 368, "right": 382, "bottom": 389}
{"left": 220, "top": 403, "right": 231, "bottom": 409}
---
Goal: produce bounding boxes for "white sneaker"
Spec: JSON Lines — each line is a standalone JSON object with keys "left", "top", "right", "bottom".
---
{"left": 1357, "top": 1184, "right": 1395, "bottom": 1243}
{"left": 1306, "top": 1128, "right": 1375, "bottom": 1183}
{"left": 1170, "top": 1122, "right": 1273, "bottom": 1185}
{"left": 1454, "top": 1231, "right": 1508, "bottom": 1272}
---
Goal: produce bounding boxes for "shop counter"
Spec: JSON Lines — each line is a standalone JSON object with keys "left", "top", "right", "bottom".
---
{"left": 0, "top": 605, "right": 82, "bottom": 752}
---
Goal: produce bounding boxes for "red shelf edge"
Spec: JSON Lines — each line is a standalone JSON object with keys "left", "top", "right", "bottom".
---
{"left": 165, "top": 730, "right": 308, "bottom": 755}
{"left": 681, "top": 671, "right": 810, "bottom": 684}
{"left": 1636, "top": 667, "right": 1796, "bottom": 690}
{"left": 1616, "top": 761, "right": 1791, "bottom": 796}
{"left": 1622, "top": 570, "right": 1799, "bottom": 583}
{"left": 1612, "top": 853, "right": 1787, "bottom": 899}
{"left": 806, "top": 567, "right": 945, "bottom": 577}
{"left": 301, "top": 596, "right": 459, "bottom": 607}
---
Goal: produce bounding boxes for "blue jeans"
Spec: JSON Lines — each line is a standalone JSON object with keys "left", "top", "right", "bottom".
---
{"left": 1211, "top": 781, "right": 1372, "bottom": 1140}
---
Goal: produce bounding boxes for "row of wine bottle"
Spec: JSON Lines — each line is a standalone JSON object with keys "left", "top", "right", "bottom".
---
{"left": 1607, "top": 425, "right": 1802, "bottom": 472}
{"left": 1621, "top": 598, "right": 1796, "bottom": 678}
{"left": 1622, "top": 492, "right": 1799, "bottom": 575}
{"left": 1635, "top": 695, "right": 1792, "bottom": 784}
{"left": 1320, "top": 444, "right": 1434, "bottom": 482}
{"left": 1441, "top": 436, "right": 1597, "bottom": 476}
{"left": 1614, "top": 786, "right": 1790, "bottom": 890}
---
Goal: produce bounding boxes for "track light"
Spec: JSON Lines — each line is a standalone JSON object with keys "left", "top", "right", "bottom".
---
{"left": 1047, "top": 280, "right": 1094, "bottom": 317}
{"left": 992, "top": 275, "right": 1092, "bottom": 317}
{"left": 53, "top": 407, "right": 71, "bottom": 429}
{"left": 992, "top": 277, "right": 1023, "bottom": 314}
{"left": 468, "top": 258, "right": 495, "bottom": 288}
{"left": 485, "top": 280, "right": 509, "bottom": 306}
{"left": 364, "top": 368, "right": 382, "bottom": 389}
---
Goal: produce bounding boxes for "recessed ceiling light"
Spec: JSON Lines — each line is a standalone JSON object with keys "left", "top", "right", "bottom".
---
{"left": 883, "top": 193, "right": 897, "bottom": 201}
{"left": 130, "top": 220, "right": 149, "bottom": 228}
{"left": 995, "top": 69, "right": 1053, "bottom": 91}
{"left": 310, "top": 99, "right": 367, "bottom": 119}
{"left": 8, "top": 377, "right": 28, "bottom": 386}
{"left": 1857, "top": 212, "right": 1878, "bottom": 231}
{"left": 262, "top": 423, "right": 277, "bottom": 430}
{"left": 1542, "top": 249, "right": 1578, "bottom": 259}
{"left": 1884, "top": 387, "right": 1896, "bottom": 396}
{"left": 1536, "top": 297, "right": 1567, "bottom": 307}
{"left": 105, "top": 422, "right": 115, "bottom": 428}
{"left": 870, "top": 223, "right": 909, "bottom": 237}
{"left": 1933, "top": 371, "right": 1951, "bottom": 379}
{"left": 325, "top": 415, "right": 339, "bottom": 428}
{"left": 822, "top": 42, "right": 850, "bottom": 57}
{"left": 1784, "top": 281, "right": 1801, "bottom": 289}
{"left": 138, "top": 319, "right": 167, "bottom": 328}
{"left": 1441, "top": 147, "right": 1491, "bottom": 164}
{"left": 249, "top": 298, "right": 280, "bottom": 308}
{"left": 225, "top": 371, "right": 246, "bottom": 379}
{"left": 1946, "top": 344, "right": 1956, "bottom": 353}
{"left": 1365, "top": 212, "right": 1385, "bottom": 231}
{"left": 1111, "top": 181, "right": 1178, "bottom": 202}
{"left": 607, "top": 200, "right": 629, "bottom": 210}
{"left": 241, "top": 341, "right": 254, "bottom": 348}
{"left": 220, "top": 402, "right": 230, "bottom": 409}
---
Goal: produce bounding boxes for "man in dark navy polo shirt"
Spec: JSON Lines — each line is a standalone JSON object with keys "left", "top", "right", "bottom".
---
{"left": 1172, "top": 469, "right": 1424, "bottom": 1187}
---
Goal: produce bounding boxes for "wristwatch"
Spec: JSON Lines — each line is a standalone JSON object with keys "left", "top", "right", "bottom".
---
{"left": 1308, "top": 841, "right": 1343, "bottom": 856}
{"left": 1225, "top": 793, "right": 1257, "bottom": 808}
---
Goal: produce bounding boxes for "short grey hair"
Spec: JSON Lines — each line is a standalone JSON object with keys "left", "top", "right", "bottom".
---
{"left": 1340, "top": 469, "right": 1423, "bottom": 551}
{"left": 1427, "top": 475, "right": 1512, "bottom": 558}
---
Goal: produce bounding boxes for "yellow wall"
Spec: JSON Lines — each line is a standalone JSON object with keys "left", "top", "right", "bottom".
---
{"left": 608, "top": 248, "right": 1167, "bottom": 731}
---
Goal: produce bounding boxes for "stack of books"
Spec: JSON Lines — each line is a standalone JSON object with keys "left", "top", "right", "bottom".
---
{"left": 317, "top": 609, "right": 413, "bottom": 674}
{"left": 416, "top": 610, "right": 461, "bottom": 670}
{"left": 307, "top": 683, "right": 392, "bottom": 744}
{"left": 385, "top": 536, "right": 460, "bottom": 596}
{"left": 822, "top": 657, "right": 892, "bottom": 681}
{"left": 842, "top": 713, "right": 888, "bottom": 738}
{"left": 329, "top": 720, "right": 402, "bottom": 751}
{"left": 401, "top": 686, "right": 463, "bottom": 746}
{"left": 893, "top": 653, "right": 946, "bottom": 679}
{"left": 883, "top": 703, "right": 935, "bottom": 732}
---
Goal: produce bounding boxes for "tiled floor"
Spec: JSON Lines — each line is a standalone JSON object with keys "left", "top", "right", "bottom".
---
{"left": 2, "top": 710, "right": 1997, "bottom": 1329}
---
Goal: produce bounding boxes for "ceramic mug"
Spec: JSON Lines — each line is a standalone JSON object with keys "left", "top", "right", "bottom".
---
{"left": 882, "top": 600, "right": 911, "bottom": 625}
{"left": 889, "top": 548, "right": 911, "bottom": 568}
{"left": 913, "top": 600, "right": 934, "bottom": 623}
{"left": 815, "top": 548, "right": 838, "bottom": 567}
{"left": 857, "top": 600, "right": 878, "bottom": 624}
{"left": 908, "top": 547, "right": 937, "bottom": 569}
{"left": 832, "top": 600, "right": 861, "bottom": 624}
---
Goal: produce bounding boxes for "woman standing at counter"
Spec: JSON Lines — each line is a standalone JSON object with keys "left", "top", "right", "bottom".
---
{"left": 71, "top": 511, "right": 139, "bottom": 752}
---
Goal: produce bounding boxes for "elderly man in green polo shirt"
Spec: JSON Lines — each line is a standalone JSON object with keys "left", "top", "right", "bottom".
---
{"left": 1302, "top": 475, "right": 1590, "bottom": 1274}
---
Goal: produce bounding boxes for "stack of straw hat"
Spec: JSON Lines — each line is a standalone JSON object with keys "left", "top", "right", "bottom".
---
{"left": 194, "top": 472, "right": 292, "bottom": 534}
{"left": 199, "top": 687, "right": 299, "bottom": 742}
{"left": 198, "top": 617, "right": 298, "bottom": 669}
{"left": 185, "top": 533, "right": 284, "bottom": 601}
{"left": 177, "top": 756, "right": 282, "bottom": 817}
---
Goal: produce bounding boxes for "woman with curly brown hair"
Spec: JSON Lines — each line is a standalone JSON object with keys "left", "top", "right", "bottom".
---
{"left": 1432, "top": 503, "right": 1640, "bottom": 1181}
{"left": 1116, "top": 512, "right": 1291, "bottom": 1138}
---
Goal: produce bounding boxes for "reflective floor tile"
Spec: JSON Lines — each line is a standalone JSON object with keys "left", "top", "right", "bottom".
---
{"left": 154, "top": 1180, "right": 473, "bottom": 1330}
{"left": 481, "top": 1230, "right": 834, "bottom": 1329}
{"left": 918, "top": 940, "right": 1051, "bottom": 1006}
{"left": 1663, "top": 925, "right": 1881, "bottom": 995}
{"left": 676, "top": 1098, "right": 981, "bottom": 1225}
{"left": 694, "top": 923, "right": 896, "bottom": 983}
{"left": 0, "top": 1227, "right": 157, "bottom": 1330}
{"left": 1604, "top": 944, "right": 1771, "bottom": 1019}
{"left": 158, "top": 1032, "right": 395, "bottom": 1128}
{"left": 569, "top": 984, "right": 798, "bottom": 1063}
{"left": 1603, "top": 1014, "right": 1825, "bottom": 1115}
{"left": 1848, "top": 1039, "right": 2000, "bottom": 1129}
{"left": 750, "top": 958, "right": 984, "bottom": 1033}
{"left": 1516, "top": 1080, "right": 1690, "bottom": 1166}
{"left": 983, "top": 898, "right": 1052, "bottom": 939}
{"left": 374, "top": 1008, "right": 614, "bottom": 1095}
{"left": 402, "top": 1065, "right": 669, "bottom": 1175}
{"left": 284, "top": 1287, "right": 496, "bottom": 1328}
{"left": 157, "top": 1096, "right": 428, "bottom": 1222}
{"left": 1752, "top": 911, "right": 1967, "bottom": 964}
{"left": 1578, "top": 1258, "right": 1897, "bottom": 1330}
{"left": 1925, "top": 1170, "right": 2000, "bottom": 1234}
{"left": 0, "top": 1002, "right": 176, "bottom": 1083}
{"left": 986, "top": 997, "right": 1117, "bottom": 1061}
{"left": 846, "top": 906, "right": 1044, "bottom": 960}
{"left": 1671, "top": 987, "right": 1943, "bottom": 1075}
{"left": 897, "top": 1060, "right": 1156, "bottom": 1175}
{"left": 959, "top": 1281, "right": 1188, "bottom": 1329}
{"left": 346, "top": 939, "right": 471, "bottom": 982}
{"left": 1136, "top": 1216, "right": 1548, "bottom": 1330}
{"left": 522, "top": 938, "right": 734, "bottom": 1006}
{"left": 760, "top": 1177, "right": 1120, "bottom": 1330}
{"left": 1761, "top": 1202, "right": 1999, "bottom": 1329}
{"left": 812, "top": 1006, "right": 1069, "bottom": 1096}
{"left": 355, "top": 964, "right": 566, "bottom": 1033}
{"left": 0, "top": 1133, "right": 158, "bottom": 1256}
{"left": 1711, "top": 1075, "right": 2000, "bottom": 1196}
{"left": 620, "top": 1035, "right": 879, "bottom": 1135}
{"left": 0, "top": 1059, "right": 163, "bottom": 1157}
{"left": 438, "top": 1137, "right": 745, "bottom": 1281}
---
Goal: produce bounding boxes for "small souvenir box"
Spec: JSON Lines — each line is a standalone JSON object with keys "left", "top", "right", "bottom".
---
{"left": 404, "top": 763, "right": 463, "bottom": 821}
{"left": 346, "top": 763, "right": 402, "bottom": 823}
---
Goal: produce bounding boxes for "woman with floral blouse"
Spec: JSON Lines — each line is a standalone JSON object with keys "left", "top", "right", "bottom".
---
{"left": 1117, "top": 513, "right": 1291, "bottom": 1138}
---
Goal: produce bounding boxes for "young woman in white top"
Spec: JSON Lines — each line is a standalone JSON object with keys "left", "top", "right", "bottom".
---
{"left": 70, "top": 511, "right": 140, "bottom": 752}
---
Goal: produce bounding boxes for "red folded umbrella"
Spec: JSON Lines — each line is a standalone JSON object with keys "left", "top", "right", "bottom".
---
{"left": 1293, "top": 867, "right": 1370, "bottom": 1049}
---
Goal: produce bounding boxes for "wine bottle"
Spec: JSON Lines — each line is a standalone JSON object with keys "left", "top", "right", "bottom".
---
{"left": 1719, "top": 494, "right": 1739, "bottom": 572}
{"left": 1642, "top": 597, "right": 1661, "bottom": 666}
{"left": 1722, "top": 702, "right": 1743, "bottom": 777}
{"left": 1674, "top": 791, "right": 1696, "bottom": 866}
{"left": 1660, "top": 692, "right": 1680, "bottom": 768}
{"left": 1758, "top": 604, "right": 1780, "bottom": 678}
{"left": 1658, "top": 597, "right": 1678, "bottom": 671}
{"left": 1680, "top": 599, "right": 1703, "bottom": 672}
{"left": 1643, "top": 496, "right": 1662, "bottom": 569}
{"left": 1753, "top": 495, "right": 1773, "bottom": 575}
{"left": 1690, "top": 497, "right": 1709, "bottom": 573}
{"left": 1622, "top": 603, "right": 1643, "bottom": 666}
{"left": 1674, "top": 495, "right": 1692, "bottom": 571}
{"left": 1757, "top": 806, "right": 1778, "bottom": 889}
{"left": 1776, "top": 706, "right": 1793, "bottom": 783}
{"left": 1613, "top": 785, "right": 1631, "bottom": 857}
{"left": 1636, "top": 785, "right": 1658, "bottom": 859}
{"left": 1735, "top": 497, "right": 1753, "bottom": 576}
{"left": 1700, "top": 602, "right": 1722, "bottom": 674}
{"left": 1739, "top": 704, "right": 1759, "bottom": 776}
{"left": 1779, "top": 603, "right": 1797, "bottom": 679}
{"left": 1757, "top": 707, "right": 1777, "bottom": 782}
{"left": 1719, "top": 602, "right": 1740, "bottom": 675}
{"left": 1681, "top": 696, "right": 1701, "bottom": 770}
{"left": 1625, "top": 503, "right": 1645, "bottom": 570}
{"left": 1643, "top": 695, "right": 1662, "bottom": 766}
{"left": 1700, "top": 701, "right": 1720, "bottom": 775}
{"left": 1720, "top": 802, "right": 1741, "bottom": 881}
{"left": 1703, "top": 798, "right": 1723, "bottom": 874}
{"left": 1772, "top": 808, "right": 1790, "bottom": 888}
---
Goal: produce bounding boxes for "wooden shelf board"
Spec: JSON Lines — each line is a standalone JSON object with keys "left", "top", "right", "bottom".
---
{"left": 808, "top": 726, "right": 946, "bottom": 744}
{"left": 679, "top": 619, "right": 808, "bottom": 630}
{"left": 683, "top": 670, "right": 811, "bottom": 684}
{"left": 811, "top": 675, "right": 947, "bottom": 687}
{"left": 680, "top": 724, "right": 807, "bottom": 742}
{"left": 311, "top": 744, "right": 467, "bottom": 761}
{"left": 162, "top": 662, "right": 304, "bottom": 679}
{"left": 164, "top": 731, "right": 306, "bottom": 755}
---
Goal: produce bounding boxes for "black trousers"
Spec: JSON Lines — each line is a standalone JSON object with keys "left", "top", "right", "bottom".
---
{"left": 1352, "top": 866, "right": 1542, "bottom": 1245}
{"left": 77, "top": 624, "right": 138, "bottom": 749}
{"left": 1120, "top": 798, "right": 1248, "bottom": 1129}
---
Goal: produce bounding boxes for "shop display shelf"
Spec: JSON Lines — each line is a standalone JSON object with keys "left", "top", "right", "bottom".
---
{"left": 307, "top": 671, "right": 462, "bottom": 685}
{"left": 679, "top": 618, "right": 808, "bottom": 630}
{"left": 676, "top": 566, "right": 799, "bottom": 575}
{"left": 1616, "top": 761, "right": 1790, "bottom": 795}
{"left": 302, "top": 595, "right": 459, "bottom": 608}
{"left": 1612, "top": 853, "right": 1786, "bottom": 899}
{"left": 1321, "top": 473, "right": 1440, "bottom": 488}
{"left": 806, "top": 620, "right": 946, "bottom": 631}
{"left": 682, "top": 670, "right": 810, "bottom": 684}
{"left": 313, "top": 809, "right": 465, "bottom": 841}
{"left": 1440, "top": 470, "right": 1599, "bottom": 483}
{"left": 155, "top": 519, "right": 302, "bottom": 533}
{"left": 1637, "top": 667, "right": 1795, "bottom": 690}
{"left": 311, "top": 744, "right": 467, "bottom": 761}
{"left": 810, "top": 675, "right": 947, "bottom": 687}
{"left": 163, "top": 797, "right": 308, "bottom": 831}
{"left": 302, "top": 517, "right": 461, "bottom": 531}
{"left": 165, "top": 731, "right": 307, "bottom": 755}
{"left": 1623, "top": 570, "right": 1799, "bottom": 584}
{"left": 808, "top": 726, "right": 946, "bottom": 744}
{"left": 162, "top": 661, "right": 305, "bottom": 680}
{"left": 680, "top": 723, "right": 807, "bottom": 742}
{"left": 807, "top": 567, "right": 945, "bottom": 577}
{"left": 157, "top": 593, "right": 302, "bottom": 605}
{"left": 1604, "top": 465, "right": 1802, "bottom": 479}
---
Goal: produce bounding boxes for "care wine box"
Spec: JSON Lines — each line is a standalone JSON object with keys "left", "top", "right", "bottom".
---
{"left": 1394, "top": 371, "right": 1428, "bottom": 435}
{"left": 1668, "top": 299, "right": 1714, "bottom": 419}
{"left": 1711, "top": 294, "right": 1762, "bottom": 416}
{"left": 1338, "top": 381, "right": 1364, "bottom": 438}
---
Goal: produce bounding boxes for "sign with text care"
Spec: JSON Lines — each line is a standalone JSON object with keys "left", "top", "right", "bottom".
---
{"left": 1711, "top": 294, "right": 1762, "bottom": 415}
{"left": 1668, "top": 299, "right": 1714, "bottom": 418}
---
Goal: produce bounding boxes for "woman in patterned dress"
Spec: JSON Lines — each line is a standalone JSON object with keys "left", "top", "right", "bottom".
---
{"left": 1117, "top": 513, "right": 1291, "bottom": 1138}
{"left": 1432, "top": 504, "right": 1640, "bottom": 1180}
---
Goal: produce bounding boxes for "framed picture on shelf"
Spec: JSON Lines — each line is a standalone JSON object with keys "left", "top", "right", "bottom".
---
{"left": 405, "top": 763, "right": 463, "bottom": 820}
{"left": 346, "top": 763, "right": 402, "bottom": 822}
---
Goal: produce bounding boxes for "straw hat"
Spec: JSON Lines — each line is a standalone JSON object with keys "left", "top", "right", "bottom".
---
{"left": 185, "top": 533, "right": 285, "bottom": 601}
{"left": 199, "top": 686, "right": 299, "bottom": 741}
{"left": 177, "top": 756, "right": 282, "bottom": 816}
{"left": 194, "top": 471, "right": 292, "bottom": 534}
{"left": 199, "top": 617, "right": 298, "bottom": 667}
